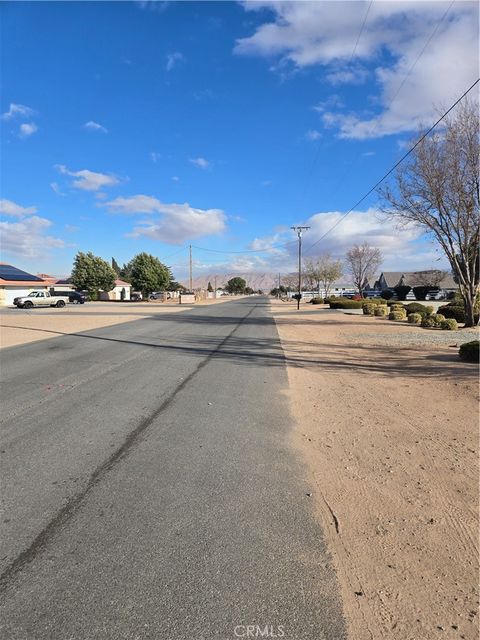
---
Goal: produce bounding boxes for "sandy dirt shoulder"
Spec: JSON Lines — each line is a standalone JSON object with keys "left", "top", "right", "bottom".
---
{"left": 0, "top": 296, "right": 237, "bottom": 349}
{"left": 271, "top": 299, "right": 479, "bottom": 640}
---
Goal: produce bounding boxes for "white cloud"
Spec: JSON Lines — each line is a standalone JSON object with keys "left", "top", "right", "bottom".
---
{"left": 50, "top": 182, "right": 65, "bottom": 196}
{"left": 150, "top": 152, "right": 161, "bottom": 162}
{"left": 0, "top": 216, "right": 65, "bottom": 259}
{"left": 19, "top": 122, "right": 38, "bottom": 138}
{"left": 299, "top": 208, "right": 427, "bottom": 270}
{"left": 84, "top": 120, "right": 108, "bottom": 133}
{"left": 55, "top": 164, "right": 120, "bottom": 191}
{"left": 0, "top": 199, "right": 37, "bottom": 217}
{"left": 325, "top": 67, "right": 368, "bottom": 86}
{"left": 1, "top": 103, "right": 35, "bottom": 120}
{"left": 305, "top": 129, "right": 321, "bottom": 141}
{"left": 236, "top": 1, "right": 479, "bottom": 138}
{"left": 172, "top": 176, "right": 180, "bottom": 182}
{"left": 189, "top": 157, "right": 210, "bottom": 169}
{"left": 166, "top": 51, "right": 185, "bottom": 71}
{"left": 103, "top": 194, "right": 227, "bottom": 245}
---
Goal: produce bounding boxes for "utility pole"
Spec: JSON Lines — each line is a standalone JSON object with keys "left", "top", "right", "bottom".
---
{"left": 291, "top": 226, "right": 310, "bottom": 310}
{"left": 214, "top": 275, "right": 217, "bottom": 297}
{"left": 189, "top": 245, "right": 193, "bottom": 292}
{"left": 278, "top": 273, "right": 281, "bottom": 298}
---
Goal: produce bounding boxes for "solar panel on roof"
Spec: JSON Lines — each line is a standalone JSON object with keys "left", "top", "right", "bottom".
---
{"left": 0, "top": 264, "right": 43, "bottom": 281}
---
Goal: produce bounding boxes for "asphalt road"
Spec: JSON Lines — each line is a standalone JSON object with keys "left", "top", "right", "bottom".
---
{"left": 0, "top": 297, "right": 346, "bottom": 640}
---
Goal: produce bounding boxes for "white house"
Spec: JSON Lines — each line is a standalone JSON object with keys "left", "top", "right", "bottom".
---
{"left": 99, "top": 279, "right": 132, "bottom": 301}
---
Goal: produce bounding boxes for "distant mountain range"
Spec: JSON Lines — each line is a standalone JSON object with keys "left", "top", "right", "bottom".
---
{"left": 182, "top": 273, "right": 280, "bottom": 292}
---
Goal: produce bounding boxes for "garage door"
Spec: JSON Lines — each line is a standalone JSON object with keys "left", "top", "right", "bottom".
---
{"left": 4, "top": 289, "right": 32, "bottom": 305}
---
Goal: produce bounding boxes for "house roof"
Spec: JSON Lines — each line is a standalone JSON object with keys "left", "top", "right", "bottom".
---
{"left": 0, "top": 263, "right": 46, "bottom": 286}
{"left": 114, "top": 279, "right": 131, "bottom": 286}
{"left": 379, "top": 271, "right": 457, "bottom": 289}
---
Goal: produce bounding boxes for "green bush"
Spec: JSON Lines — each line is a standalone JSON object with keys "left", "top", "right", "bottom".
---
{"left": 405, "top": 302, "right": 431, "bottom": 316}
{"left": 412, "top": 286, "right": 430, "bottom": 300}
{"left": 330, "top": 298, "right": 388, "bottom": 309}
{"left": 310, "top": 298, "right": 324, "bottom": 304}
{"left": 387, "top": 300, "right": 404, "bottom": 308}
{"left": 440, "top": 318, "right": 458, "bottom": 331}
{"left": 362, "top": 302, "right": 377, "bottom": 315}
{"left": 430, "top": 313, "right": 445, "bottom": 327}
{"left": 374, "top": 306, "right": 388, "bottom": 317}
{"left": 407, "top": 313, "right": 422, "bottom": 324}
{"left": 421, "top": 315, "right": 436, "bottom": 328}
{"left": 393, "top": 285, "right": 411, "bottom": 301}
{"left": 459, "top": 340, "right": 479, "bottom": 363}
{"left": 389, "top": 309, "right": 406, "bottom": 321}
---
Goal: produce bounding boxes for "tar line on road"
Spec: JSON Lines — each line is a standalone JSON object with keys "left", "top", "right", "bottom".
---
{"left": 0, "top": 303, "right": 258, "bottom": 591}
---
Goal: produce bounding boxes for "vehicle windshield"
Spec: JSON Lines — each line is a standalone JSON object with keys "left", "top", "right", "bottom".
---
{"left": 28, "top": 292, "right": 38, "bottom": 297}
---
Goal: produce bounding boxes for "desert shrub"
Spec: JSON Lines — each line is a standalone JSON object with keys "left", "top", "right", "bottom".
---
{"left": 421, "top": 315, "right": 436, "bottom": 328}
{"left": 382, "top": 289, "right": 394, "bottom": 300}
{"left": 329, "top": 300, "right": 363, "bottom": 309}
{"left": 440, "top": 318, "right": 458, "bottom": 331}
{"left": 430, "top": 313, "right": 445, "bottom": 327}
{"left": 362, "top": 303, "right": 377, "bottom": 315}
{"left": 389, "top": 309, "right": 406, "bottom": 321}
{"left": 408, "top": 313, "right": 422, "bottom": 324}
{"left": 374, "top": 306, "right": 388, "bottom": 317}
{"left": 459, "top": 340, "right": 479, "bottom": 363}
{"left": 438, "top": 304, "right": 465, "bottom": 323}
{"left": 405, "top": 302, "right": 431, "bottom": 316}
{"left": 393, "top": 285, "right": 411, "bottom": 301}
{"left": 310, "top": 298, "right": 324, "bottom": 304}
{"left": 387, "top": 300, "right": 404, "bottom": 308}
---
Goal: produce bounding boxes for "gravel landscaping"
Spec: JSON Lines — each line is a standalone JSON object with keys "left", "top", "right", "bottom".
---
{"left": 346, "top": 326, "right": 479, "bottom": 347}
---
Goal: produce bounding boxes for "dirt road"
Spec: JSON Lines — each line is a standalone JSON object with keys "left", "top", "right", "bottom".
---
{"left": 271, "top": 300, "right": 479, "bottom": 640}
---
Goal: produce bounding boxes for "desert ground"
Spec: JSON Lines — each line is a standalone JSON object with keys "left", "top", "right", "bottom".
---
{"left": 271, "top": 299, "right": 479, "bottom": 640}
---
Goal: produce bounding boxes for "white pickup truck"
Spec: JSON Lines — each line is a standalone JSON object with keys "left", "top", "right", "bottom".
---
{"left": 13, "top": 291, "right": 70, "bottom": 308}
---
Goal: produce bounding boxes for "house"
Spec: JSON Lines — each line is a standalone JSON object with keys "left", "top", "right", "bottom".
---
{"left": 0, "top": 263, "right": 48, "bottom": 306}
{"left": 376, "top": 271, "right": 457, "bottom": 294}
{"left": 99, "top": 279, "right": 132, "bottom": 301}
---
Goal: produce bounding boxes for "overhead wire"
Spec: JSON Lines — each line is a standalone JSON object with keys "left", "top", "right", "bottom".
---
{"left": 302, "top": 77, "right": 480, "bottom": 256}
{"left": 323, "top": 0, "right": 456, "bottom": 200}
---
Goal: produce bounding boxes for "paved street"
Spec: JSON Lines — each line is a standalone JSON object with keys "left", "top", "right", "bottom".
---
{"left": 0, "top": 297, "right": 346, "bottom": 640}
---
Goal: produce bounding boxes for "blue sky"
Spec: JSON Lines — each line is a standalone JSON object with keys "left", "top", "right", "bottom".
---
{"left": 1, "top": 0, "right": 478, "bottom": 280}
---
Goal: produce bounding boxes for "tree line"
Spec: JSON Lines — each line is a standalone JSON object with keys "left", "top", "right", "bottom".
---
{"left": 70, "top": 251, "right": 183, "bottom": 299}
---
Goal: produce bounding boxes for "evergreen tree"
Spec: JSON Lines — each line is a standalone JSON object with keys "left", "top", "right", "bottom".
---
{"left": 207, "top": 281, "right": 213, "bottom": 292}
{"left": 124, "top": 252, "right": 171, "bottom": 296}
{"left": 71, "top": 252, "right": 116, "bottom": 297}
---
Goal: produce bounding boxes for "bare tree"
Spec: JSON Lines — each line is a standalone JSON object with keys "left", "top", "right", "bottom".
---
{"left": 304, "top": 255, "right": 343, "bottom": 297}
{"left": 379, "top": 100, "right": 479, "bottom": 326}
{"left": 345, "top": 243, "right": 383, "bottom": 295}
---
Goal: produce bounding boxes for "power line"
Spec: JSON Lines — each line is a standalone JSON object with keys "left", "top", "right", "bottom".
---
{"left": 322, "top": 0, "right": 456, "bottom": 202}
{"left": 303, "top": 77, "right": 480, "bottom": 255}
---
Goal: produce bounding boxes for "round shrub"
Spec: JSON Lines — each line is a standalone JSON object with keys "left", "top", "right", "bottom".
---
{"left": 440, "top": 318, "right": 458, "bottom": 331}
{"left": 425, "top": 306, "right": 434, "bottom": 315}
{"left": 374, "top": 306, "right": 388, "bottom": 317}
{"left": 407, "top": 313, "right": 422, "bottom": 324}
{"left": 310, "top": 298, "right": 324, "bottom": 304}
{"left": 405, "top": 302, "right": 431, "bottom": 316}
{"left": 387, "top": 300, "right": 405, "bottom": 308}
{"left": 430, "top": 313, "right": 446, "bottom": 327}
{"left": 389, "top": 310, "right": 406, "bottom": 321}
{"left": 459, "top": 340, "right": 479, "bottom": 363}
{"left": 438, "top": 304, "right": 465, "bottom": 323}
{"left": 421, "top": 315, "right": 436, "bottom": 328}
{"left": 362, "top": 303, "right": 377, "bottom": 315}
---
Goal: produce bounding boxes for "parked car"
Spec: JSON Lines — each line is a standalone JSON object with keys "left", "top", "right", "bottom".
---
{"left": 52, "top": 290, "right": 86, "bottom": 304}
{"left": 149, "top": 292, "right": 164, "bottom": 300}
{"left": 130, "top": 292, "right": 143, "bottom": 302}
